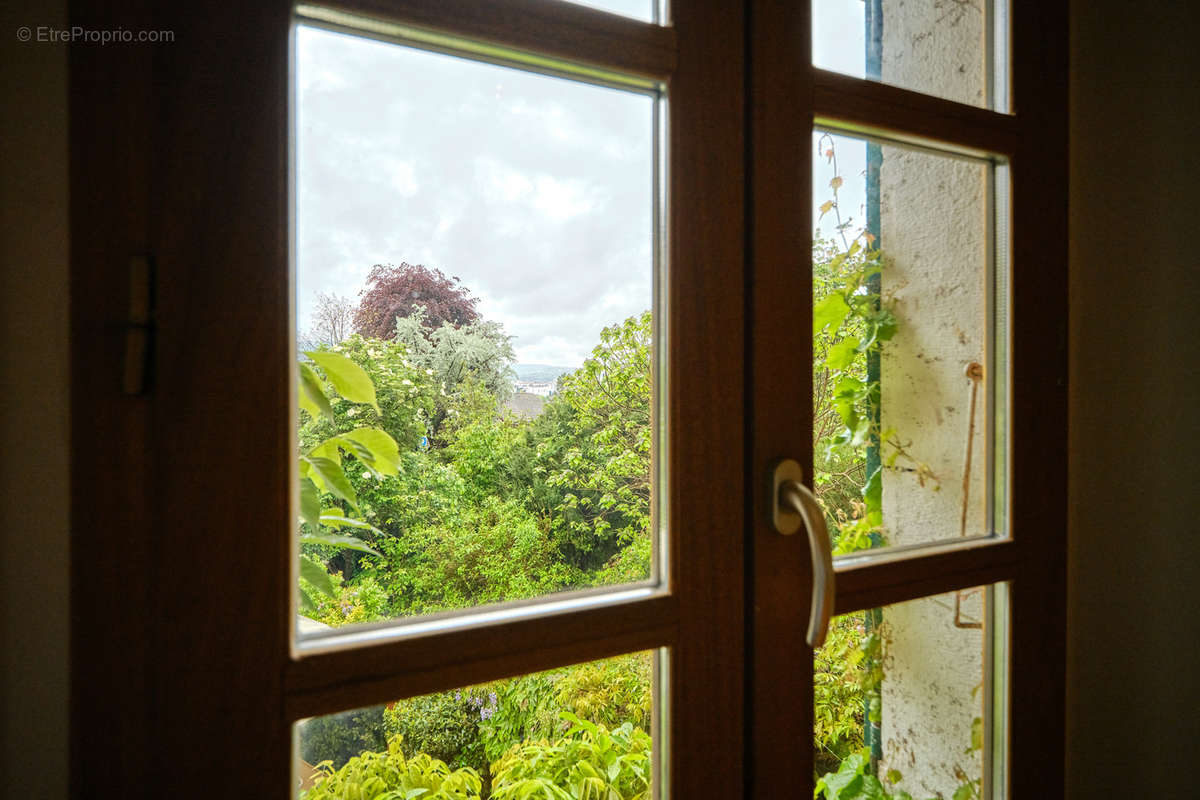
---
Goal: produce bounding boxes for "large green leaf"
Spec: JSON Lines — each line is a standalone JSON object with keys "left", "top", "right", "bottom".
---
{"left": 343, "top": 428, "right": 401, "bottom": 475}
{"left": 305, "top": 350, "right": 379, "bottom": 411}
{"left": 826, "top": 337, "right": 861, "bottom": 370}
{"left": 299, "top": 554, "right": 335, "bottom": 597}
{"left": 319, "top": 507, "right": 384, "bottom": 536}
{"left": 302, "top": 455, "right": 358, "bottom": 510}
{"left": 299, "top": 532, "right": 381, "bottom": 556}
{"left": 308, "top": 438, "right": 342, "bottom": 466}
{"left": 299, "top": 476, "right": 321, "bottom": 530}
{"left": 862, "top": 466, "right": 882, "bottom": 512}
{"left": 298, "top": 362, "right": 334, "bottom": 421}
{"left": 814, "top": 293, "right": 851, "bottom": 334}
{"left": 298, "top": 588, "right": 317, "bottom": 612}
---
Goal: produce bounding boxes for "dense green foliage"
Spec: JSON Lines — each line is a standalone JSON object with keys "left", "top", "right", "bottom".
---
{"left": 490, "top": 715, "right": 651, "bottom": 800}
{"left": 304, "top": 737, "right": 483, "bottom": 800}
{"left": 814, "top": 752, "right": 918, "bottom": 800}
{"left": 303, "top": 655, "right": 651, "bottom": 783}
{"left": 300, "top": 706, "right": 388, "bottom": 773}
{"left": 298, "top": 310, "right": 652, "bottom": 625}
{"left": 298, "top": 217, "right": 928, "bottom": 797}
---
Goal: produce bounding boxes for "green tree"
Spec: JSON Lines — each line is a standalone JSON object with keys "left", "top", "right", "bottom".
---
{"left": 527, "top": 312, "right": 652, "bottom": 579}
{"left": 392, "top": 308, "right": 516, "bottom": 440}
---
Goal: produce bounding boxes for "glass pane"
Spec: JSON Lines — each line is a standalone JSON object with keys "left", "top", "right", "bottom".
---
{"left": 294, "top": 650, "right": 661, "bottom": 798}
{"left": 812, "top": 0, "right": 1006, "bottom": 111}
{"left": 813, "top": 586, "right": 1007, "bottom": 799}
{"left": 811, "top": 130, "right": 1006, "bottom": 555}
{"left": 566, "top": 0, "right": 657, "bottom": 23}
{"left": 294, "top": 26, "right": 659, "bottom": 632}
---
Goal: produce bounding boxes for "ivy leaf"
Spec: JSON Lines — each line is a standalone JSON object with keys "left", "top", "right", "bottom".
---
{"left": 850, "top": 417, "right": 872, "bottom": 448}
{"left": 297, "top": 362, "right": 333, "bottom": 421}
{"left": 862, "top": 466, "right": 882, "bottom": 512}
{"left": 814, "top": 293, "right": 851, "bottom": 334}
{"left": 819, "top": 753, "right": 865, "bottom": 799}
{"left": 819, "top": 200, "right": 835, "bottom": 219}
{"left": 305, "top": 350, "right": 379, "bottom": 412}
{"left": 826, "top": 337, "right": 861, "bottom": 370}
{"left": 299, "top": 554, "right": 335, "bottom": 598}
{"left": 875, "top": 317, "right": 899, "bottom": 343}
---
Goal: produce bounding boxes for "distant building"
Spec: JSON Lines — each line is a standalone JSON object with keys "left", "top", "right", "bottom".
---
{"left": 513, "top": 380, "right": 556, "bottom": 397}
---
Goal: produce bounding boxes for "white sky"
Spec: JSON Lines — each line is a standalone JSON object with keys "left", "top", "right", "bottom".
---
{"left": 296, "top": 2, "right": 868, "bottom": 366}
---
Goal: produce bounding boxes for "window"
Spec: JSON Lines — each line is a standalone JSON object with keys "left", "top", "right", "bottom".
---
{"left": 68, "top": 1, "right": 1067, "bottom": 796}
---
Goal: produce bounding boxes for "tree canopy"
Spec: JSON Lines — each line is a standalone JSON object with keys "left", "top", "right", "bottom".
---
{"left": 353, "top": 262, "right": 480, "bottom": 338}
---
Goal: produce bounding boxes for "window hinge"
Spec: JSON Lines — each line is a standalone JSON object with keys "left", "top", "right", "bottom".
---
{"left": 122, "top": 255, "right": 155, "bottom": 395}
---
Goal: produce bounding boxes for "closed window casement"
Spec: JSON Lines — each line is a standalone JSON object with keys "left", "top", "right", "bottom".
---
{"left": 70, "top": 1, "right": 1066, "bottom": 797}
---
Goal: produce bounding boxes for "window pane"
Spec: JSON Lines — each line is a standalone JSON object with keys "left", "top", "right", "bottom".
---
{"left": 294, "top": 26, "right": 660, "bottom": 633}
{"left": 814, "top": 586, "right": 1007, "bottom": 799}
{"left": 812, "top": 0, "right": 1006, "bottom": 111}
{"left": 811, "top": 130, "right": 1006, "bottom": 555}
{"left": 294, "top": 650, "right": 662, "bottom": 798}
{"left": 565, "top": 0, "right": 657, "bottom": 23}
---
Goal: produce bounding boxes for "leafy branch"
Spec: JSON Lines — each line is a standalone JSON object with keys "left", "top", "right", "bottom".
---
{"left": 296, "top": 349, "right": 400, "bottom": 612}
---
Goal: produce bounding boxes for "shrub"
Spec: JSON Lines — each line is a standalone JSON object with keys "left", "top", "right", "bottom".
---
{"left": 490, "top": 714, "right": 651, "bottom": 800}
{"left": 384, "top": 690, "right": 493, "bottom": 778}
{"left": 303, "top": 736, "right": 483, "bottom": 800}
{"left": 299, "top": 706, "right": 388, "bottom": 773}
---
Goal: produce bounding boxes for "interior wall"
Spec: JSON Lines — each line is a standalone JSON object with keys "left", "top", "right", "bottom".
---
{"left": 0, "top": 0, "right": 70, "bottom": 793}
{"left": 1067, "top": 1, "right": 1200, "bottom": 794}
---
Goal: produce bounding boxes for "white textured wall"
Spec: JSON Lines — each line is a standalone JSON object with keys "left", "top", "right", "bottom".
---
{"left": 879, "top": 148, "right": 990, "bottom": 547}
{"left": 880, "top": 0, "right": 988, "bottom": 107}
{"left": 876, "top": 1, "right": 989, "bottom": 795}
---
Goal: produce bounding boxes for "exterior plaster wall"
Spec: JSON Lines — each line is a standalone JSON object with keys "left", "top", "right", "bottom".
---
{"left": 875, "top": 1, "right": 991, "bottom": 795}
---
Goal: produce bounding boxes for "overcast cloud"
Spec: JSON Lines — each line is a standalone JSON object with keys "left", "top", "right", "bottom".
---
{"left": 296, "top": 25, "right": 655, "bottom": 367}
{"left": 296, "top": 3, "right": 863, "bottom": 366}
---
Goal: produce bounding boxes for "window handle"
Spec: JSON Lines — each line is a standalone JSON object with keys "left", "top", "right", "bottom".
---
{"left": 771, "top": 459, "right": 835, "bottom": 649}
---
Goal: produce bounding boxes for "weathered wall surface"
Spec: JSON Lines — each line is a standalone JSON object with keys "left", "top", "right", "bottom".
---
{"left": 876, "top": 1, "right": 989, "bottom": 795}
{"left": 880, "top": 0, "right": 988, "bottom": 107}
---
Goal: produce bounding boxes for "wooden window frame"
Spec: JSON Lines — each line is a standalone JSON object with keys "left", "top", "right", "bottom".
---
{"left": 71, "top": 0, "right": 745, "bottom": 795}
{"left": 69, "top": 0, "right": 1065, "bottom": 796}
{"left": 748, "top": 1, "right": 1068, "bottom": 797}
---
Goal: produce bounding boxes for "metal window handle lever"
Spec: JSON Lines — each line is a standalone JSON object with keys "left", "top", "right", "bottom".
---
{"left": 771, "top": 459, "right": 836, "bottom": 649}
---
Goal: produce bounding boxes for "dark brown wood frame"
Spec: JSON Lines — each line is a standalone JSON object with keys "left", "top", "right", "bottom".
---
{"left": 748, "top": 1, "right": 1068, "bottom": 798}
{"left": 69, "top": 0, "right": 1064, "bottom": 797}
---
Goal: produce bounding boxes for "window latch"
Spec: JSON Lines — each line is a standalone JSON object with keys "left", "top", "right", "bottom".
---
{"left": 771, "top": 458, "right": 835, "bottom": 649}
